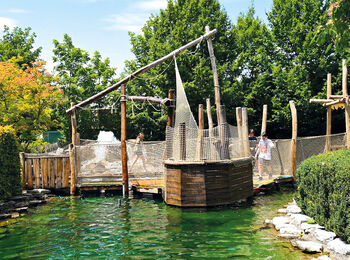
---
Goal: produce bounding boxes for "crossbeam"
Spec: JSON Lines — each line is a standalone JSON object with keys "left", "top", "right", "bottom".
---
{"left": 323, "top": 98, "right": 345, "bottom": 107}
{"left": 66, "top": 29, "right": 217, "bottom": 114}
{"left": 127, "top": 96, "right": 173, "bottom": 106}
{"left": 309, "top": 99, "right": 333, "bottom": 104}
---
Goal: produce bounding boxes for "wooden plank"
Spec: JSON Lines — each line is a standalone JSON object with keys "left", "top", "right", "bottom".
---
{"left": 47, "top": 158, "right": 51, "bottom": 188}
{"left": 69, "top": 144, "right": 76, "bottom": 195}
{"left": 26, "top": 159, "right": 33, "bottom": 189}
{"left": 41, "top": 158, "right": 48, "bottom": 188}
{"left": 50, "top": 158, "right": 56, "bottom": 188}
{"left": 56, "top": 158, "right": 63, "bottom": 188}
{"left": 33, "top": 158, "right": 40, "bottom": 188}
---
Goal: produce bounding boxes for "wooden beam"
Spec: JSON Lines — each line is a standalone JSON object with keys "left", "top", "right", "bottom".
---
{"left": 289, "top": 100, "right": 297, "bottom": 182}
{"left": 326, "top": 73, "right": 332, "bottom": 152}
{"left": 70, "top": 102, "right": 78, "bottom": 145}
{"left": 167, "top": 89, "right": 175, "bottom": 127}
{"left": 309, "top": 99, "right": 333, "bottom": 104}
{"left": 66, "top": 29, "right": 217, "bottom": 114}
{"left": 241, "top": 107, "right": 250, "bottom": 157}
{"left": 127, "top": 96, "right": 172, "bottom": 106}
{"left": 196, "top": 104, "right": 204, "bottom": 160}
{"left": 323, "top": 98, "right": 345, "bottom": 107}
{"left": 261, "top": 104, "right": 267, "bottom": 136}
{"left": 236, "top": 107, "right": 243, "bottom": 157}
{"left": 329, "top": 95, "right": 343, "bottom": 99}
{"left": 69, "top": 144, "right": 76, "bottom": 195}
{"left": 120, "top": 84, "right": 128, "bottom": 197}
{"left": 343, "top": 59, "right": 350, "bottom": 148}
{"left": 205, "top": 26, "right": 222, "bottom": 126}
{"left": 206, "top": 98, "right": 214, "bottom": 138}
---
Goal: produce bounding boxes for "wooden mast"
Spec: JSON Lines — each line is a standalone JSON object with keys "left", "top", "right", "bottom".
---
{"left": 326, "top": 73, "right": 332, "bottom": 152}
{"left": 343, "top": 60, "right": 350, "bottom": 148}
{"left": 66, "top": 29, "right": 217, "bottom": 115}
{"left": 289, "top": 100, "right": 297, "bottom": 182}
{"left": 205, "top": 26, "right": 222, "bottom": 126}
{"left": 120, "top": 84, "right": 128, "bottom": 197}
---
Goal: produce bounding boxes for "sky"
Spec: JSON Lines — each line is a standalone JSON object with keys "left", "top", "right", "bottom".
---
{"left": 0, "top": 0, "right": 273, "bottom": 76}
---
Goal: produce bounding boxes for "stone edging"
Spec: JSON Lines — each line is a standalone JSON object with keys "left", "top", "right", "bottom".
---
{"left": 265, "top": 200, "right": 350, "bottom": 260}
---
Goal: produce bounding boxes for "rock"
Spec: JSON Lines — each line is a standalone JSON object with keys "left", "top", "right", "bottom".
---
{"left": 311, "top": 255, "right": 331, "bottom": 260}
{"left": 29, "top": 200, "right": 44, "bottom": 206}
{"left": 300, "top": 223, "right": 324, "bottom": 234}
{"left": 10, "top": 195, "right": 28, "bottom": 201}
{"left": 264, "top": 219, "right": 272, "bottom": 225}
{"left": 275, "top": 223, "right": 297, "bottom": 231}
{"left": 27, "top": 189, "right": 50, "bottom": 194}
{"left": 278, "top": 208, "right": 287, "bottom": 213}
{"left": 14, "top": 207, "right": 28, "bottom": 213}
{"left": 0, "top": 213, "right": 11, "bottom": 220}
{"left": 327, "top": 238, "right": 350, "bottom": 255}
{"left": 272, "top": 216, "right": 291, "bottom": 227}
{"left": 314, "top": 229, "right": 336, "bottom": 242}
{"left": 293, "top": 240, "right": 323, "bottom": 253}
{"left": 15, "top": 201, "right": 29, "bottom": 208}
{"left": 290, "top": 214, "right": 311, "bottom": 226}
{"left": 280, "top": 226, "right": 302, "bottom": 236}
{"left": 11, "top": 212, "right": 20, "bottom": 218}
{"left": 278, "top": 233, "right": 300, "bottom": 239}
{"left": 286, "top": 205, "right": 302, "bottom": 214}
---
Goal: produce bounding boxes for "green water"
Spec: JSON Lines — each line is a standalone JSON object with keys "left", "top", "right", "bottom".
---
{"left": 0, "top": 192, "right": 307, "bottom": 259}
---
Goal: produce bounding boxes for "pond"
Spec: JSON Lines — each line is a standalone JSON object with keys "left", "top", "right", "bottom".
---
{"left": 0, "top": 191, "right": 307, "bottom": 259}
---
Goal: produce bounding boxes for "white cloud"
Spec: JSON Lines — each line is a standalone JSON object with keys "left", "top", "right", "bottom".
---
{"left": 0, "top": 17, "right": 16, "bottom": 29}
{"left": 134, "top": 0, "right": 167, "bottom": 10}
{"left": 8, "top": 9, "right": 28, "bottom": 14}
{"left": 104, "top": 13, "right": 147, "bottom": 33}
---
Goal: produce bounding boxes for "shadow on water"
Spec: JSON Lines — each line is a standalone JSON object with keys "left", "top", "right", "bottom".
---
{"left": 0, "top": 190, "right": 307, "bottom": 259}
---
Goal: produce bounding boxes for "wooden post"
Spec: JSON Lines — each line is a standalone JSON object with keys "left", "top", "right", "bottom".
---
{"left": 261, "top": 104, "right": 268, "bottom": 136}
{"left": 19, "top": 152, "right": 26, "bottom": 189}
{"left": 342, "top": 60, "right": 350, "bottom": 148}
{"left": 167, "top": 89, "right": 175, "bottom": 127}
{"left": 71, "top": 102, "right": 78, "bottom": 145}
{"left": 289, "top": 100, "right": 297, "bottom": 182}
{"left": 69, "top": 144, "right": 76, "bottom": 195}
{"left": 206, "top": 98, "right": 214, "bottom": 138}
{"left": 326, "top": 73, "right": 332, "bottom": 152}
{"left": 121, "top": 84, "right": 129, "bottom": 197}
{"left": 179, "top": 123, "right": 186, "bottom": 160}
{"left": 242, "top": 107, "right": 250, "bottom": 157}
{"left": 196, "top": 104, "right": 204, "bottom": 160}
{"left": 165, "top": 89, "right": 175, "bottom": 160}
{"left": 206, "top": 26, "right": 222, "bottom": 126}
{"left": 236, "top": 107, "right": 243, "bottom": 157}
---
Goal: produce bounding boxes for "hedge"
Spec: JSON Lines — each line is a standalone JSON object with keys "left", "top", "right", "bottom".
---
{"left": 0, "top": 126, "right": 21, "bottom": 201}
{"left": 296, "top": 148, "right": 350, "bottom": 243}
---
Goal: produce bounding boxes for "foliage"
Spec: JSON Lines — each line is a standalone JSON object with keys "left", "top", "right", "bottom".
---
{"left": 0, "top": 26, "right": 41, "bottom": 67}
{"left": 296, "top": 149, "right": 350, "bottom": 242}
{"left": 0, "top": 59, "right": 63, "bottom": 151}
{"left": 0, "top": 126, "right": 21, "bottom": 201}
{"left": 52, "top": 34, "right": 118, "bottom": 141}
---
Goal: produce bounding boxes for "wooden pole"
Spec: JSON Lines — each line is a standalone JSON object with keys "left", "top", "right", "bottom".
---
{"left": 167, "top": 89, "right": 175, "bottom": 127}
{"left": 241, "top": 107, "right": 250, "bottom": 157}
{"left": 66, "top": 29, "right": 217, "bottom": 114}
{"left": 121, "top": 84, "right": 129, "bottom": 197}
{"left": 206, "top": 98, "right": 214, "bottom": 138}
{"left": 326, "top": 73, "right": 332, "bottom": 152}
{"left": 342, "top": 60, "right": 350, "bottom": 148}
{"left": 69, "top": 144, "right": 76, "bottom": 195}
{"left": 179, "top": 123, "right": 186, "bottom": 160}
{"left": 236, "top": 107, "right": 243, "bottom": 157}
{"left": 70, "top": 103, "right": 78, "bottom": 145}
{"left": 261, "top": 104, "right": 268, "bottom": 136}
{"left": 19, "top": 152, "right": 26, "bottom": 189}
{"left": 205, "top": 26, "right": 222, "bottom": 126}
{"left": 196, "top": 104, "right": 204, "bottom": 160}
{"left": 289, "top": 100, "right": 297, "bottom": 182}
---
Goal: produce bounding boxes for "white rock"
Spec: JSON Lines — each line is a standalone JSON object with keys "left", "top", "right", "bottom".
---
{"left": 264, "top": 219, "right": 272, "bottom": 224}
{"left": 286, "top": 205, "right": 302, "bottom": 214}
{"left": 278, "top": 233, "right": 300, "bottom": 239}
{"left": 327, "top": 238, "right": 350, "bottom": 255}
{"left": 311, "top": 255, "right": 331, "bottom": 260}
{"left": 275, "top": 223, "right": 298, "bottom": 231}
{"left": 272, "top": 216, "right": 291, "bottom": 227}
{"left": 290, "top": 214, "right": 311, "bottom": 226}
{"left": 294, "top": 240, "right": 323, "bottom": 253}
{"left": 278, "top": 208, "right": 287, "bottom": 213}
{"left": 280, "top": 226, "right": 302, "bottom": 236}
{"left": 314, "top": 229, "right": 336, "bottom": 242}
{"left": 300, "top": 223, "right": 324, "bottom": 233}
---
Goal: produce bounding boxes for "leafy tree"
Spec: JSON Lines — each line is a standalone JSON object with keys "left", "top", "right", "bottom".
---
{"left": 52, "top": 34, "right": 118, "bottom": 141}
{"left": 0, "top": 59, "right": 63, "bottom": 151}
{"left": 0, "top": 26, "right": 41, "bottom": 67}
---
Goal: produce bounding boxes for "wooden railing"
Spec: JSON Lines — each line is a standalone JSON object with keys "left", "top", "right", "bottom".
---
{"left": 20, "top": 153, "right": 71, "bottom": 190}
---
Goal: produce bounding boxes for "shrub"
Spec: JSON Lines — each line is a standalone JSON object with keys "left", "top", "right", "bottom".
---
{"left": 0, "top": 126, "right": 21, "bottom": 201}
{"left": 296, "top": 149, "right": 350, "bottom": 242}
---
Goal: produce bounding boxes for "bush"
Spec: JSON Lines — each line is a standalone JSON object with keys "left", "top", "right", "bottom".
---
{"left": 296, "top": 149, "right": 350, "bottom": 242}
{"left": 0, "top": 126, "right": 21, "bottom": 201}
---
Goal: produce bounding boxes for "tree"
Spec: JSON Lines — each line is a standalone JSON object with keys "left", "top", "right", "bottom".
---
{"left": 0, "top": 26, "right": 41, "bottom": 67}
{"left": 52, "top": 34, "right": 118, "bottom": 141}
{"left": 0, "top": 59, "right": 63, "bottom": 151}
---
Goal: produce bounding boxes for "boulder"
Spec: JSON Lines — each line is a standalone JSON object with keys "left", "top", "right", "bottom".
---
{"left": 29, "top": 200, "right": 45, "bottom": 206}
{"left": 272, "top": 216, "right": 291, "bottom": 227}
{"left": 275, "top": 223, "right": 297, "bottom": 231}
{"left": 300, "top": 223, "right": 324, "bottom": 234}
{"left": 327, "top": 238, "right": 350, "bottom": 256}
{"left": 27, "top": 189, "right": 50, "bottom": 194}
{"left": 290, "top": 214, "right": 311, "bottom": 226}
{"left": 314, "top": 229, "right": 336, "bottom": 242}
{"left": 286, "top": 205, "right": 302, "bottom": 214}
{"left": 279, "top": 226, "right": 302, "bottom": 236}
{"left": 293, "top": 240, "right": 323, "bottom": 253}
{"left": 311, "top": 255, "right": 331, "bottom": 260}
{"left": 278, "top": 208, "right": 287, "bottom": 213}
{"left": 278, "top": 233, "right": 300, "bottom": 239}
{"left": 15, "top": 201, "right": 29, "bottom": 208}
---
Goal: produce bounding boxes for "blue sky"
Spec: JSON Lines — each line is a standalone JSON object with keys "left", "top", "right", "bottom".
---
{"left": 0, "top": 0, "right": 273, "bottom": 75}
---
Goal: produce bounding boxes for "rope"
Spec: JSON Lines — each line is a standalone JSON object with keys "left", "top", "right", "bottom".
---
{"left": 133, "top": 58, "right": 174, "bottom": 81}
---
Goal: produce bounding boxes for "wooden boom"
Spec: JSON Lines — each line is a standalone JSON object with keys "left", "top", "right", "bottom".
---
{"left": 66, "top": 29, "right": 217, "bottom": 114}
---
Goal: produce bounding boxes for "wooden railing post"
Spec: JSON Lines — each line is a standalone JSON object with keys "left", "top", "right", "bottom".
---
{"left": 121, "top": 84, "right": 129, "bottom": 197}
{"left": 289, "top": 100, "right": 297, "bottom": 182}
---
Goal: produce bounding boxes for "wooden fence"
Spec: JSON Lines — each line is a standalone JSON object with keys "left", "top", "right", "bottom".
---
{"left": 20, "top": 153, "right": 71, "bottom": 190}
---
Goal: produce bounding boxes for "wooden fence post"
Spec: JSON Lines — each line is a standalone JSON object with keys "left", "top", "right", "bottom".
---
{"left": 342, "top": 60, "right": 350, "bottom": 148}
{"left": 242, "top": 107, "right": 250, "bottom": 157}
{"left": 236, "top": 107, "right": 243, "bottom": 157}
{"left": 121, "top": 84, "right": 129, "bottom": 197}
{"left": 19, "top": 152, "right": 26, "bottom": 189}
{"left": 326, "top": 73, "right": 332, "bottom": 152}
{"left": 69, "top": 144, "right": 76, "bottom": 195}
{"left": 196, "top": 104, "right": 204, "bottom": 160}
{"left": 261, "top": 104, "right": 267, "bottom": 136}
{"left": 289, "top": 100, "right": 297, "bottom": 182}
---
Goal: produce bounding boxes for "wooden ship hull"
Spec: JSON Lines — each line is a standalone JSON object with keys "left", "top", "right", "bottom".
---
{"left": 164, "top": 158, "right": 253, "bottom": 207}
